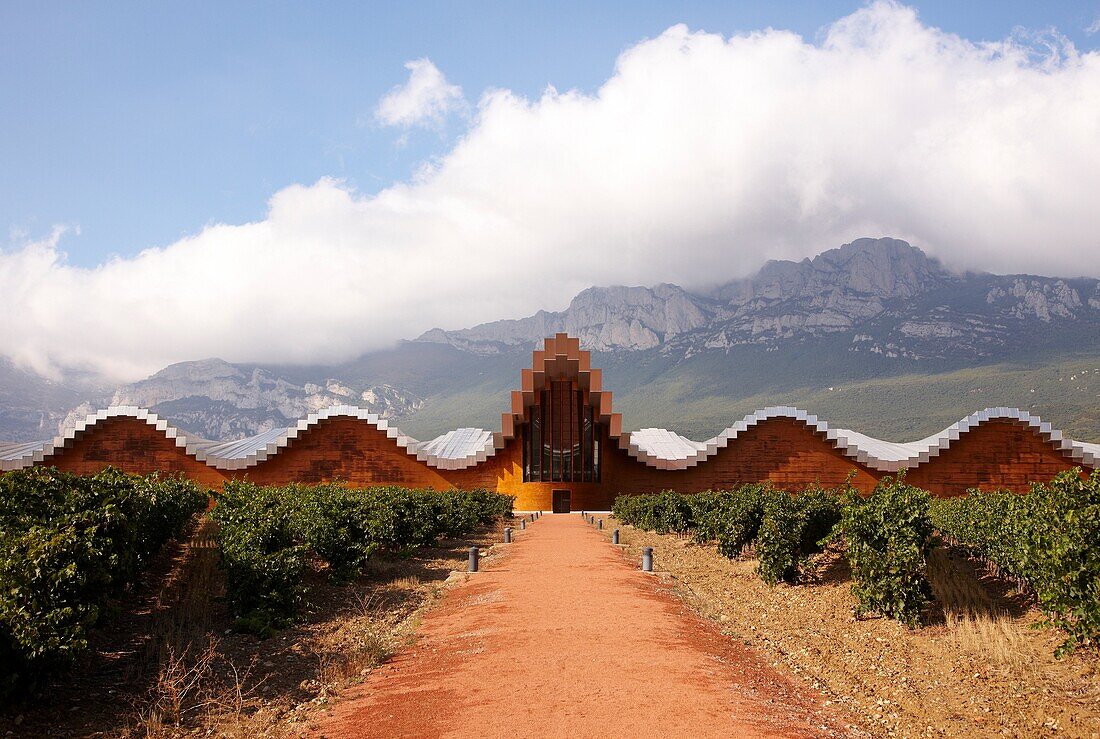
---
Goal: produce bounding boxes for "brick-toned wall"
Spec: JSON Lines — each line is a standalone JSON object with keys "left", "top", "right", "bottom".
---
{"left": 22, "top": 415, "right": 1088, "bottom": 509}
{"left": 445, "top": 437, "right": 610, "bottom": 511}
{"left": 235, "top": 417, "right": 453, "bottom": 488}
{"left": 904, "top": 420, "right": 1080, "bottom": 496}
{"left": 448, "top": 419, "right": 883, "bottom": 510}
{"left": 43, "top": 416, "right": 227, "bottom": 487}
{"left": 600, "top": 418, "right": 881, "bottom": 500}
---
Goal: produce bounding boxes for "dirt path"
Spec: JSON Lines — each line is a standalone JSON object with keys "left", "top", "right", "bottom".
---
{"left": 316, "top": 514, "right": 852, "bottom": 738}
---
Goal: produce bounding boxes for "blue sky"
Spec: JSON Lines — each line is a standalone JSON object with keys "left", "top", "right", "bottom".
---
{"left": 2, "top": 1, "right": 1100, "bottom": 379}
{"left": 3, "top": 0, "right": 1099, "bottom": 267}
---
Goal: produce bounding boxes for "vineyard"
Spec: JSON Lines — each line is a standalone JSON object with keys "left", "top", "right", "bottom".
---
{"left": 211, "top": 482, "right": 513, "bottom": 632}
{"left": 612, "top": 469, "right": 1100, "bottom": 651}
{"left": 0, "top": 468, "right": 207, "bottom": 701}
{"left": 0, "top": 469, "right": 513, "bottom": 704}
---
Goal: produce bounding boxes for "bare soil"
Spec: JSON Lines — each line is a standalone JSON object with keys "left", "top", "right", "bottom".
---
{"left": 600, "top": 520, "right": 1100, "bottom": 738}
{"left": 315, "top": 513, "right": 855, "bottom": 738}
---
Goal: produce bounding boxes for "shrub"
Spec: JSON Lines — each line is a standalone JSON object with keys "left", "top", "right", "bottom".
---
{"left": 710, "top": 485, "right": 770, "bottom": 558}
{"left": 931, "top": 469, "right": 1100, "bottom": 654}
{"left": 0, "top": 467, "right": 206, "bottom": 700}
{"left": 290, "top": 484, "right": 378, "bottom": 581}
{"left": 211, "top": 482, "right": 307, "bottom": 633}
{"left": 834, "top": 475, "right": 933, "bottom": 628}
{"left": 612, "top": 491, "right": 694, "bottom": 534}
{"left": 756, "top": 488, "right": 841, "bottom": 585}
{"left": 212, "top": 484, "right": 512, "bottom": 630}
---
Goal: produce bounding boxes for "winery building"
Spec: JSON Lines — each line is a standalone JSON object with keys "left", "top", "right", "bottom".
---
{"left": 2, "top": 334, "right": 1097, "bottom": 511}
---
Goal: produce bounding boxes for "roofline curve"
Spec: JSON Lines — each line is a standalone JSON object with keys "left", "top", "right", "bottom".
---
{"left": 2, "top": 403, "right": 1097, "bottom": 475}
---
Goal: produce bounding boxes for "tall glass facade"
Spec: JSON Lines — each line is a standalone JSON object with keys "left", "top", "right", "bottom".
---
{"left": 522, "top": 379, "right": 600, "bottom": 482}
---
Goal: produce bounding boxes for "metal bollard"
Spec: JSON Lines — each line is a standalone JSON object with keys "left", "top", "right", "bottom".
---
{"left": 598, "top": 519, "right": 603, "bottom": 530}
{"left": 520, "top": 519, "right": 526, "bottom": 530}
{"left": 613, "top": 528, "right": 620, "bottom": 545}
{"left": 468, "top": 546, "right": 480, "bottom": 572}
{"left": 642, "top": 547, "right": 654, "bottom": 572}
{"left": 504, "top": 527, "right": 512, "bottom": 543}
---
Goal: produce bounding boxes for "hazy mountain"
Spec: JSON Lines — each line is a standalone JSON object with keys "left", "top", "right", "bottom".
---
{"left": 420, "top": 237, "right": 1100, "bottom": 361}
{"left": 417, "top": 283, "right": 714, "bottom": 353}
{"left": 63, "top": 358, "right": 427, "bottom": 441}
{"left": 5, "top": 237, "right": 1100, "bottom": 444}
{"left": 0, "top": 359, "right": 111, "bottom": 442}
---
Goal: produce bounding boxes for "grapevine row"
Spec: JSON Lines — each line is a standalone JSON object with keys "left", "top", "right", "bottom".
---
{"left": 613, "top": 470, "right": 1099, "bottom": 651}
{"left": 211, "top": 482, "right": 513, "bottom": 633}
{"left": 0, "top": 467, "right": 208, "bottom": 700}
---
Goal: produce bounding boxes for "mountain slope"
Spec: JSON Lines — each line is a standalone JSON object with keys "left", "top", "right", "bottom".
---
{"left": 4, "top": 237, "right": 1100, "bottom": 445}
{"left": 420, "top": 237, "right": 1100, "bottom": 362}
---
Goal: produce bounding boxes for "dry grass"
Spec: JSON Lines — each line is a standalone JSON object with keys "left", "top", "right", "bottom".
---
{"left": 310, "top": 593, "right": 398, "bottom": 700}
{"left": 605, "top": 522, "right": 1100, "bottom": 738}
{"left": 132, "top": 637, "right": 266, "bottom": 737}
{"left": 925, "top": 547, "right": 1041, "bottom": 671}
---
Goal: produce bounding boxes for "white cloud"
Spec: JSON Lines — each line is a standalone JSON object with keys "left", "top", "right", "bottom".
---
{"left": 4, "top": 1, "right": 1100, "bottom": 381}
{"left": 1087, "top": 16, "right": 1100, "bottom": 35}
{"left": 375, "top": 58, "right": 464, "bottom": 128}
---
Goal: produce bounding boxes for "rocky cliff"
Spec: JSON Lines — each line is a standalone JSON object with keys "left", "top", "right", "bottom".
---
{"left": 419, "top": 237, "right": 1099, "bottom": 361}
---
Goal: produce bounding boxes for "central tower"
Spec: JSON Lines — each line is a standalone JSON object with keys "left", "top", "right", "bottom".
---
{"left": 521, "top": 377, "right": 601, "bottom": 482}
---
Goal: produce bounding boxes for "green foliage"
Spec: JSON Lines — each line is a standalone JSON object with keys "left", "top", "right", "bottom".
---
{"left": 709, "top": 486, "right": 770, "bottom": 558}
{"left": 616, "top": 472, "right": 1100, "bottom": 648}
{"left": 834, "top": 476, "right": 933, "bottom": 628}
{"left": 930, "top": 470, "right": 1100, "bottom": 654}
{"left": 611, "top": 491, "right": 694, "bottom": 534}
{"left": 684, "top": 485, "right": 772, "bottom": 558}
{"left": 211, "top": 484, "right": 512, "bottom": 630}
{"left": 756, "top": 489, "right": 842, "bottom": 585}
{"left": 0, "top": 467, "right": 207, "bottom": 700}
{"left": 612, "top": 485, "right": 772, "bottom": 558}
{"left": 211, "top": 482, "right": 308, "bottom": 632}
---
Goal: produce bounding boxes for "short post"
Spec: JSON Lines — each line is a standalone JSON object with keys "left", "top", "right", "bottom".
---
{"left": 520, "top": 518, "right": 526, "bottom": 530}
{"left": 613, "top": 528, "right": 620, "bottom": 545}
{"left": 642, "top": 547, "right": 654, "bottom": 572}
{"left": 598, "top": 519, "right": 603, "bottom": 530}
{"left": 504, "top": 527, "right": 512, "bottom": 544}
{"left": 468, "top": 546, "right": 480, "bottom": 572}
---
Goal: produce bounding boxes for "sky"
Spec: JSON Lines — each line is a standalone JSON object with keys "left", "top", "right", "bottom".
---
{"left": 2, "top": 1, "right": 1100, "bottom": 380}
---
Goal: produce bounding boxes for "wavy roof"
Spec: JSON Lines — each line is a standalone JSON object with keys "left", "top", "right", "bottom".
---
{"left": 2, "top": 335, "right": 1098, "bottom": 475}
{"left": 2, "top": 402, "right": 1098, "bottom": 474}
{"left": 623, "top": 406, "right": 1100, "bottom": 472}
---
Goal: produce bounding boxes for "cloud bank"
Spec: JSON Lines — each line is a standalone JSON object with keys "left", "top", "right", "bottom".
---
{"left": 3, "top": 1, "right": 1100, "bottom": 380}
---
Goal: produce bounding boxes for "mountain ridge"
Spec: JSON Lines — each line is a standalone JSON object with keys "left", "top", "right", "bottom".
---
{"left": 418, "top": 237, "right": 1098, "bottom": 361}
{"left": 3, "top": 237, "right": 1099, "bottom": 443}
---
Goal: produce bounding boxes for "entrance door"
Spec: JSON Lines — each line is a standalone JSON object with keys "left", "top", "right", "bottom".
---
{"left": 552, "top": 489, "right": 571, "bottom": 514}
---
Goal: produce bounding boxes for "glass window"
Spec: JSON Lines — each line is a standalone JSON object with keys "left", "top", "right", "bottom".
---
{"left": 523, "top": 380, "right": 600, "bottom": 482}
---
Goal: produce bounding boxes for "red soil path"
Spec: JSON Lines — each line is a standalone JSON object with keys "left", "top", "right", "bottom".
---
{"left": 317, "top": 514, "right": 851, "bottom": 738}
